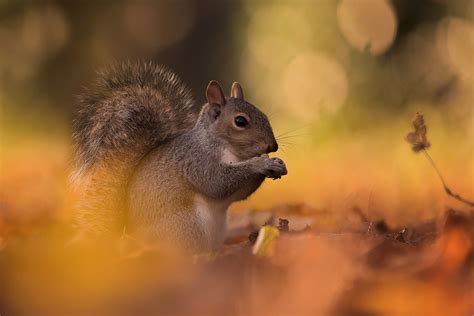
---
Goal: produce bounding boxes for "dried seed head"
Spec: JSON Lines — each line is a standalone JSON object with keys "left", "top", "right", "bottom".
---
{"left": 406, "top": 112, "right": 431, "bottom": 152}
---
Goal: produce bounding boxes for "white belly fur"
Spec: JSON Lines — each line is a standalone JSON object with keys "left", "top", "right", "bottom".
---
{"left": 194, "top": 194, "right": 229, "bottom": 250}
{"left": 221, "top": 147, "right": 240, "bottom": 165}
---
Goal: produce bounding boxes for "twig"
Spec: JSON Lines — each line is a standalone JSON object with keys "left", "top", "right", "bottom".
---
{"left": 367, "top": 189, "right": 373, "bottom": 234}
{"left": 422, "top": 149, "right": 474, "bottom": 207}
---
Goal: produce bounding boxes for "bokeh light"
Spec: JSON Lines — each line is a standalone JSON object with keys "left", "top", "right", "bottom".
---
{"left": 337, "top": 0, "right": 397, "bottom": 55}
{"left": 437, "top": 17, "right": 474, "bottom": 79}
{"left": 283, "top": 53, "right": 348, "bottom": 119}
{"left": 242, "top": 2, "right": 350, "bottom": 121}
{"left": 246, "top": 6, "right": 312, "bottom": 69}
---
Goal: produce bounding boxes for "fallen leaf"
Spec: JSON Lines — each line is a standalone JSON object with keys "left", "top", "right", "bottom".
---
{"left": 252, "top": 225, "right": 280, "bottom": 256}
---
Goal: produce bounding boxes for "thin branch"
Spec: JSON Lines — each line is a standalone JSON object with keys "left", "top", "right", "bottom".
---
{"left": 422, "top": 150, "right": 448, "bottom": 189}
{"left": 422, "top": 149, "right": 474, "bottom": 207}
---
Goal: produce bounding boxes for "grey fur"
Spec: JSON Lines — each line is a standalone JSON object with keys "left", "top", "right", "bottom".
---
{"left": 72, "top": 61, "right": 199, "bottom": 233}
{"left": 72, "top": 61, "right": 287, "bottom": 249}
{"left": 72, "top": 61, "right": 197, "bottom": 178}
{"left": 127, "top": 102, "right": 287, "bottom": 252}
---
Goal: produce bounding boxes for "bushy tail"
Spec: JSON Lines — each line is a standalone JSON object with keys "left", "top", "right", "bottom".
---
{"left": 71, "top": 61, "right": 199, "bottom": 235}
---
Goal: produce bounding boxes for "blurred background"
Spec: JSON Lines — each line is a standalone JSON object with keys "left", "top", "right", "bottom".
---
{"left": 1, "top": 0, "right": 473, "bottom": 230}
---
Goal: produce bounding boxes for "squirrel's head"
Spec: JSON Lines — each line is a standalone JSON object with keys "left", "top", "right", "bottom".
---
{"left": 201, "top": 80, "right": 278, "bottom": 161}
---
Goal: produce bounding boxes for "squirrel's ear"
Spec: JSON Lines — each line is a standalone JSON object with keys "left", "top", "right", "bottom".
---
{"left": 230, "top": 82, "right": 244, "bottom": 99}
{"left": 206, "top": 80, "right": 226, "bottom": 106}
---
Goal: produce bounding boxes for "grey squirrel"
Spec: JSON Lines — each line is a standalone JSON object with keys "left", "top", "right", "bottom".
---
{"left": 71, "top": 61, "right": 287, "bottom": 252}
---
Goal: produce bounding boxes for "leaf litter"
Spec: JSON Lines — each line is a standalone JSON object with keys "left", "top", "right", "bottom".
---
{"left": 0, "top": 113, "right": 473, "bottom": 315}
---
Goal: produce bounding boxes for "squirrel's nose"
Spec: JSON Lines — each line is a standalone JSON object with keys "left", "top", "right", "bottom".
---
{"left": 266, "top": 141, "right": 278, "bottom": 153}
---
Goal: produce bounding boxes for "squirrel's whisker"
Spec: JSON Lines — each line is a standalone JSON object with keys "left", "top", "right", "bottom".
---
{"left": 276, "top": 124, "right": 311, "bottom": 139}
{"left": 276, "top": 133, "right": 307, "bottom": 141}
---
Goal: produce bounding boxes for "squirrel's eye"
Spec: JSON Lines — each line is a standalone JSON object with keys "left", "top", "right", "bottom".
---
{"left": 234, "top": 115, "right": 248, "bottom": 128}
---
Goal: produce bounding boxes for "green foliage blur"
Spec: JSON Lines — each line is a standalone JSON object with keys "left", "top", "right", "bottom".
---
{"left": 1, "top": 0, "right": 471, "bottom": 129}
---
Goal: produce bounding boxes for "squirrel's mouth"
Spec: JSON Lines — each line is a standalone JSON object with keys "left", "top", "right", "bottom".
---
{"left": 225, "top": 143, "right": 273, "bottom": 162}
{"left": 250, "top": 145, "right": 273, "bottom": 159}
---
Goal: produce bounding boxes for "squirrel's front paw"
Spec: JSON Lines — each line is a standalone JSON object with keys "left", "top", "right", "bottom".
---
{"left": 254, "top": 156, "right": 287, "bottom": 179}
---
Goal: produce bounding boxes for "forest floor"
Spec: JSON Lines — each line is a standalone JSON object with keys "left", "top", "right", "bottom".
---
{"left": 1, "top": 115, "right": 473, "bottom": 315}
{"left": 1, "top": 195, "right": 473, "bottom": 315}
